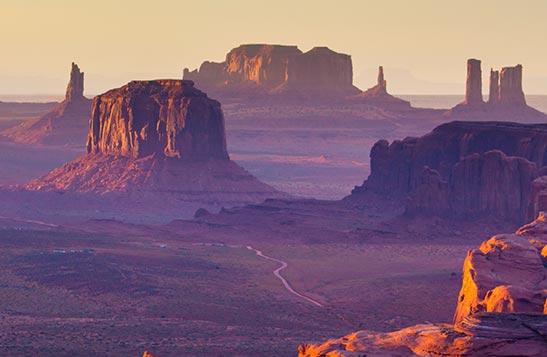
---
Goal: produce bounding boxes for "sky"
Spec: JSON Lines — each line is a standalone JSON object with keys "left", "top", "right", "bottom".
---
{"left": 1, "top": 0, "right": 547, "bottom": 95}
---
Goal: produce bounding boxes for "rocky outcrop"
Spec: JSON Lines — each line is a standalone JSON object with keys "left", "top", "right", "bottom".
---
{"left": 445, "top": 60, "right": 545, "bottom": 121}
{"left": 86, "top": 80, "right": 228, "bottom": 160}
{"left": 454, "top": 213, "right": 547, "bottom": 323}
{"left": 273, "top": 47, "right": 359, "bottom": 96}
{"left": 350, "top": 66, "right": 412, "bottom": 110}
{"left": 408, "top": 150, "right": 537, "bottom": 222}
{"left": 488, "top": 68, "right": 500, "bottom": 105}
{"left": 65, "top": 62, "right": 85, "bottom": 101}
{"left": 27, "top": 80, "right": 285, "bottom": 213}
{"left": 353, "top": 121, "right": 547, "bottom": 223}
{"left": 2, "top": 62, "right": 92, "bottom": 145}
{"left": 528, "top": 176, "right": 547, "bottom": 221}
{"left": 499, "top": 64, "right": 526, "bottom": 106}
{"left": 183, "top": 44, "right": 359, "bottom": 98}
{"left": 298, "top": 217, "right": 547, "bottom": 357}
{"left": 464, "top": 58, "right": 484, "bottom": 105}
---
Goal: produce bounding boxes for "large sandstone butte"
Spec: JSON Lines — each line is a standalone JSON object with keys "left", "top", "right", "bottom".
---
{"left": 183, "top": 44, "right": 360, "bottom": 98}
{"left": 26, "top": 80, "right": 284, "bottom": 213}
{"left": 298, "top": 216, "right": 547, "bottom": 357}
{"left": 351, "top": 121, "right": 547, "bottom": 223}
{"left": 447, "top": 59, "right": 546, "bottom": 121}
{"left": 350, "top": 66, "right": 412, "bottom": 110}
{"left": 2, "top": 63, "right": 92, "bottom": 145}
{"left": 86, "top": 80, "right": 228, "bottom": 160}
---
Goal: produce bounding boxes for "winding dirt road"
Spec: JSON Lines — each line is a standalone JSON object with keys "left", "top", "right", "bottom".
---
{"left": 246, "top": 245, "right": 324, "bottom": 307}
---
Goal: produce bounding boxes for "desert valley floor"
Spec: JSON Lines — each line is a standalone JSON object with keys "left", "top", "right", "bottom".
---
{"left": 0, "top": 95, "right": 535, "bottom": 356}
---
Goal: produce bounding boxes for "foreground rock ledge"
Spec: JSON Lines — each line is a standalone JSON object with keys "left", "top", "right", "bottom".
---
{"left": 299, "top": 214, "right": 547, "bottom": 356}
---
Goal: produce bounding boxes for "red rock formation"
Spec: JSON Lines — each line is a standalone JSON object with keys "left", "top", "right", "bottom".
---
{"left": 454, "top": 213, "right": 547, "bottom": 323}
{"left": 528, "top": 176, "right": 547, "bottom": 221}
{"left": 183, "top": 44, "right": 302, "bottom": 93}
{"left": 275, "top": 47, "right": 360, "bottom": 96}
{"left": 354, "top": 121, "right": 547, "bottom": 223}
{"left": 86, "top": 80, "right": 228, "bottom": 160}
{"left": 406, "top": 150, "right": 537, "bottom": 222}
{"left": 183, "top": 44, "right": 359, "bottom": 98}
{"left": 488, "top": 68, "right": 500, "bottom": 104}
{"left": 2, "top": 62, "right": 92, "bottom": 145}
{"left": 65, "top": 62, "right": 85, "bottom": 101}
{"left": 464, "top": 58, "right": 483, "bottom": 105}
{"left": 350, "top": 66, "right": 411, "bottom": 110}
{"left": 299, "top": 313, "right": 547, "bottom": 357}
{"left": 445, "top": 60, "right": 545, "bottom": 121}
{"left": 499, "top": 64, "right": 526, "bottom": 106}
{"left": 27, "top": 80, "right": 285, "bottom": 212}
{"left": 299, "top": 216, "right": 547, "bottom": 357}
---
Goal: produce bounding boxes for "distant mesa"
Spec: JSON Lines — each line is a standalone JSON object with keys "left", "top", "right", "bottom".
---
{"left": 2, "top": 62, "right": 92, "bottom": 145}
{"left": 350, "top": 66, "right": 412, "bottom": 110}
{"left": 183, "top": 44, "right": 360, "bottom": 99}
{"left": 26, "top": 79, "right": 285, "bottom": 211}
{"left": 298, "top": 214, "right": 547, "bottom": 356}
{"left": 351, "top": 120, "right": 547, "bottom": 223}
{"left": 446, "top": 58, "right": 546, "bottom": 121}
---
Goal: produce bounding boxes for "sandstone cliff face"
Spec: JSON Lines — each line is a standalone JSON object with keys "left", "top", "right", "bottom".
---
{"left": 454, "top": 214, "right": 547, "bottom": 323}
{"left": 87, "top": 80, "right": 229, "bottom": 160}
{"left": 279, "top": 47, "right": 358, "bottom": 95}
{"left": 298, "top": 217, "right": 547, "bottom": 357}
{"left": 183, "top": 44, "right": 359, "bottom": 98}
{"left": 354, "top": 121, "right": 547, "bottom": 223}
{"left": 224, "top": 44, "right": 301, "bottom": 88}
{"left": 2, "top": 62, "right": 92, "bottom": 145}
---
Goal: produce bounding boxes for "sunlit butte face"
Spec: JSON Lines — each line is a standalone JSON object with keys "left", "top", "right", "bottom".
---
{"left": 1, "top": 0, "right": 546, "bottom": 95}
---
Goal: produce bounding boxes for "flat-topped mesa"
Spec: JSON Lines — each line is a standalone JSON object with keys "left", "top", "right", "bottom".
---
{"left": 351, "top": 121, "right": 547, "bottom": 223}
{"left": 464, "top": 59, "right": 484, "bottom": 105}
{"left": 65, "top": 62, "right": 85, "bottom": 101}
{"left": 86, "top": 80, "right": 229, "bottom": 161}
{"left": 280, "top": 46, "right": 358, "bottom": 95}
{"left": 498, "top": 64, "right": 526, "bottom": 106}
{"left": 224, "top": 44, "right": 301, "bottom": 88}
{"left": 183, "top": 44, "right": 360, "bottom": 98}
{"left": 183, "top": 44, "right": 302, "bottom": 92}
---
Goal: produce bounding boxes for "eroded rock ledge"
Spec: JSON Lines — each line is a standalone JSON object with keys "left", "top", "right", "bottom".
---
{"left": 298, "top": 215, "right": 547, "bottom": 357}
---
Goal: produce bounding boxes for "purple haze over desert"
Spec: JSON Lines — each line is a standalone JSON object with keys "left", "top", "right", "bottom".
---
{"left": 1, "top": 1, "right": 547, "bottom": 357}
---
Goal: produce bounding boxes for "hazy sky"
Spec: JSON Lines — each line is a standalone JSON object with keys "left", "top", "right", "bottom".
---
{"left": 1, "top": 0, "right": 547, "bottom": 95}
